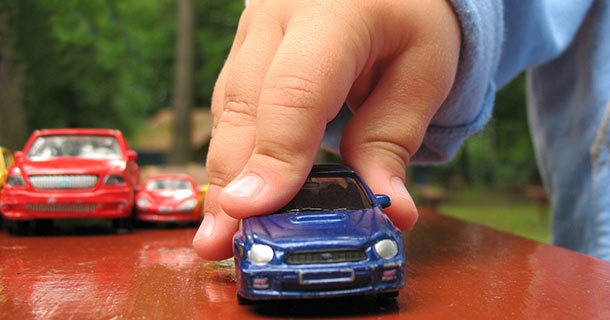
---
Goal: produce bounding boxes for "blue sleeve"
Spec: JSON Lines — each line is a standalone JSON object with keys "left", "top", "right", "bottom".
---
{"left": 414, "top": 0, "right": 595, "bottom": 164}
{"left": 414, "top": 0, "right": 610, "bottom": 260}
{"left": 323, "top": 0, "right": 595, "bottom": 164}
{"left": 411, "top": 0, "right": 503, "bottom": 164}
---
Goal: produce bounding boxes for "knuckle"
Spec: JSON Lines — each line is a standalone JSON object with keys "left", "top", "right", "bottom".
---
{"left": 205, "top": 165, "right": 237, "bottom": 189}
{"left": 370, "top": 140, "right": 410, "bottom": 166}
{"left": 347, "top": 138, "right": 411, "bottom": 168}
{"left": 256, "top": 140, "right": 301, "bottom": 166}
{"left": 262, "top": 74, "right": 318, "bottom": 109}
{"left": 224, "top": 94, "right": 257, "bottom": 115}
{"left": 253, "top": 138, "right": 316, "bottom": 172}
{"left": 220, "top": 97, "right": 257, "bottom": 128}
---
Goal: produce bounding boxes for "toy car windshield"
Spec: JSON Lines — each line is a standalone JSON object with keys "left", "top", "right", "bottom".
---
{"left": 26, "top": 135, "right": 122, "bottom": 160}
{"left": 278, "top": 174, "right": 373, "bottom": 212}
{"left": 145, "top": 179, "right": 192, "bottom": 191}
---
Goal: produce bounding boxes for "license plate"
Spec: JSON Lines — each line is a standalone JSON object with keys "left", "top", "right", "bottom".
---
{"left": 299, "top": 269, "right": 355, "bottom": 285}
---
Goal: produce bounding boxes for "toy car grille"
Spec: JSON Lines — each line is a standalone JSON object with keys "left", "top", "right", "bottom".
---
{"left": 29, "top": 175, "right": 98, "bottom": 189}
{"left": 285, "top": 249, "right": 367, "bottom": 265}
{"left": 24, "top": 203, "right": 99, "bottom": 212}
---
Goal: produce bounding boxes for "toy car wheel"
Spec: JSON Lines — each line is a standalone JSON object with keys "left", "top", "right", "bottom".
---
{"left": 236, "top": 294, "right": 254, "bottom": 305}
{"left": 34, "top": 219, "right": 54, "bottom": 234}
{"left": 376, "top": 291, "right": 399, "bottom": 301}
{"left": 112, "top": 216, "right": 134, "bottom": 233}
{"left": 5, "top": 220, "right": 33, "bottom": 236}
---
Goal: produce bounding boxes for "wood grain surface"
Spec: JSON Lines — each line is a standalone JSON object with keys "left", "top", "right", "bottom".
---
{"left": 1, "top": 208, "right": 609, "bottom": 319}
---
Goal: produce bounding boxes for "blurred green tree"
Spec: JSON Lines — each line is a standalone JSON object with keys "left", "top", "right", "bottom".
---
{"left": 0, "top": 2, "right": 27, "bottom": 150}
{"left": 0, "top": 0, "right": 242, "bottom": 152}
{"left": 171, "top": 0, "right": 195, "bottom": 164}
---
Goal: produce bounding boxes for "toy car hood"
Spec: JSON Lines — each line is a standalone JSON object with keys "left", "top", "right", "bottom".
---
{"left": 140, "top": 189, "right": 195, "bottom": 204}
{"left": 149, "top": 189, "right": 194, "bottom": 199}
{"left": 16, "top": 157, "right": 126, "bottom": 175}
{"left": 242, "top": 208, "right": 395, "bottom": 245}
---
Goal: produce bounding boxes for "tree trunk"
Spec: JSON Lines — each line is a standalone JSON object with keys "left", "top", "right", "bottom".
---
{"left": 169, "top": 0, "right": 195, "bottom": 164}
{"left": 0, "top": 13, "right": 27, "bottom": 151}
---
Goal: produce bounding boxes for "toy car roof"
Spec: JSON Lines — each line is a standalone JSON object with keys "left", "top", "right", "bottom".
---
{"left": 308, "top": 164, "right": 357, "bottom": 175}
{"left": 32, "top": 128, "right": 123, "bottom": 136}
{"left": 144, "top": 173, "right": 196, "bottom": 181}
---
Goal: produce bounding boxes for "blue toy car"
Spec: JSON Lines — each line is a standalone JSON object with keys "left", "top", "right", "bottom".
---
{"left": 233, "top": 164, "right": 406, "bottom": 303}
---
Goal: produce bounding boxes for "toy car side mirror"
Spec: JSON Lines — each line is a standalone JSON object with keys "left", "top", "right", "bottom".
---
{"left": 126, "top": 150, "right": 138, "bottom": 161}
{"left": 14, "top": 151, "right": 24, "bottom": 162}
{"left": 375, "top": 194, "right": 391, "bottom": 208}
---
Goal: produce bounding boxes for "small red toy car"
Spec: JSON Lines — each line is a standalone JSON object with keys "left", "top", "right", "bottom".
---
{"left": 0, "top": 128, "right": 140, "bottom": 234}
{"left": 135, "top": 173, "right": 204, "bottom": 224}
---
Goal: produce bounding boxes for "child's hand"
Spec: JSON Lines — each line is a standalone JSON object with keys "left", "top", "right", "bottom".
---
{"left": 193, "top": 0, "right": 461, "bottom": 260}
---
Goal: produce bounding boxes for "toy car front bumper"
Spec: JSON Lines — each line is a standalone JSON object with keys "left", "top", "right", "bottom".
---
{"left": 0, "top": 187, "right": 134, "bottom": 220}
{"left": 136, "top": 209, "right": 201, "bottom": 222}
{"left": 236, "top": 260, "right": 405, "bottom": 300}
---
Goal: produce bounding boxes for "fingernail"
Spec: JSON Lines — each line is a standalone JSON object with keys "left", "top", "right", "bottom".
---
{"left": 391, "top": 177, "right": 412, "bottom": 200}
{"left": 223, "top": 174, "right": 264, "bottom": 200}
{"left": 194, "top": 215, "right": 215, "bottom": 240}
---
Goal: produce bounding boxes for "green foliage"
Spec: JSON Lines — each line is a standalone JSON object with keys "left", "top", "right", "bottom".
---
{"left": 195, "top": 0, "right": 243, "bottom": 106}
{"left": 425, "top": 74, "right": 539, "bottom": 188}
{"left": 4, "top": 0, "right": 537, "bottom": 187}
{"left": 493, "top": 74, "right": 540, "bottom": 185}
{"left": 439, "top": 187, "right": 550, "bottom": 243}
{"left": 4, "top": 0, "right": 243, "bottom": 139}
{"left": 12, "top": 0, "right": 142, "bottom": 133}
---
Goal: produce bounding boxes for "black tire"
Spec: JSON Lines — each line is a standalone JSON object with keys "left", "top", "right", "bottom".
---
{"left": 376, "top": 291, "right": 399, "bottom": 300}
{"left": 35, "top": 219, "right": 54, "bottom": 234}
{"left": 237, "top": 294, "right": 254, "bottom": 305}
{"left": 112, "top": 215, "right": 134, "bottom": 233}
{"left": 5, "top": 220, "right": 33, "bottom": 235}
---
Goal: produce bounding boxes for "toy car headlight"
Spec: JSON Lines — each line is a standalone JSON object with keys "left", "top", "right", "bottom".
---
{"left": 103, "top": 174, "right": 125, "bottom": 185}
{"left": 374, "top": 239, "right": 399, "bottom": 259}
{"left": 6, "top": 174, "right": 26, "bottom": 187}
{"left": 248, "top": 244, "right": 274, "bottom": 265}
{"left": 177, "top": 198, "right": 197, "bottom": 211}
{"left": 136, "top": 198, "right": 150, "bottom": 209}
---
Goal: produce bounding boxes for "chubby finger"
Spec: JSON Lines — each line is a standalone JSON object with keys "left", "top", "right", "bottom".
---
{"left": 193, "top": 185, "right": 239, "bottom": 260}
{"left": 219, "top": 7, "right": 368, "bottom": 219}
{"left": 208, "top": 12, "right": 293, "bottom": 210}
{"left": 208, "top": 2, "right": 285, "bottom": 184}
{"left": 197, "top": 7, "right": 286, "bottom": 260}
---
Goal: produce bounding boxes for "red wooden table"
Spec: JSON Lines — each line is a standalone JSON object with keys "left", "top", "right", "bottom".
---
{"left": 1, "top": 208, "right": 609, "bottom": 319}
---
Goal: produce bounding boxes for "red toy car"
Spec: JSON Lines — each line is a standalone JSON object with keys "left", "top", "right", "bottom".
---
{"left": 0, "top": 128, "right": 140, "bottom": 234}
{"left": 135, "top": 173, "right": 204, "bottom": 224}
